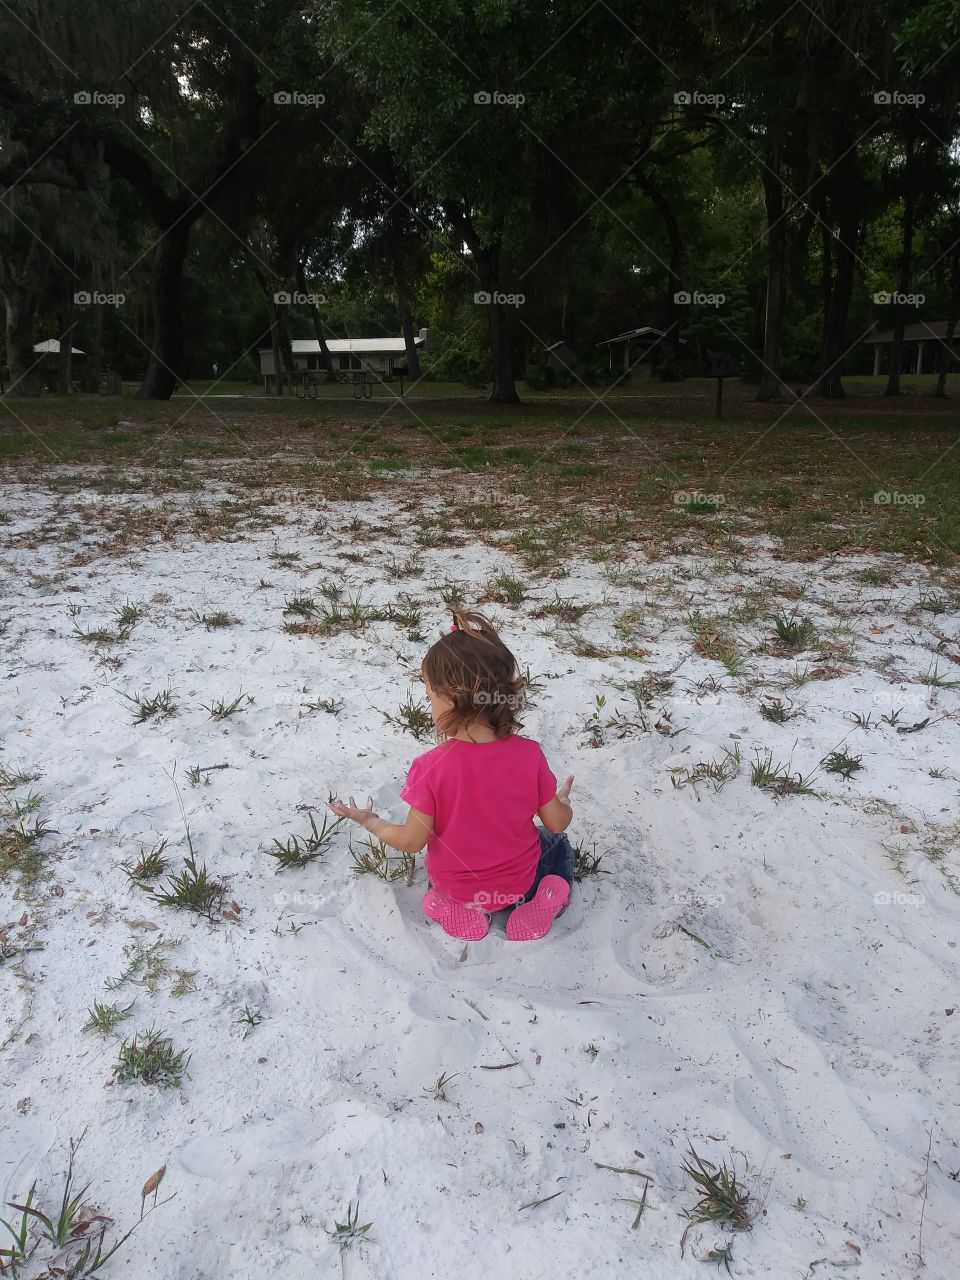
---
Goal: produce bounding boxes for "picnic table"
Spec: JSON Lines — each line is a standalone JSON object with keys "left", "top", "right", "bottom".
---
{"left": 290, "top": 368, "right": 406, "bottom": 399}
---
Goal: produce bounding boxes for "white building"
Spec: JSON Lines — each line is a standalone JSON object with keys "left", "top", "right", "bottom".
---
{"left": 258, "top": 330, "right": 430, "bottom": 389}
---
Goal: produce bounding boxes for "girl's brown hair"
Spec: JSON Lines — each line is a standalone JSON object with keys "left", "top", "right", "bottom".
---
{"left": 422, "top": 609, "right": 525, "bottom": 739}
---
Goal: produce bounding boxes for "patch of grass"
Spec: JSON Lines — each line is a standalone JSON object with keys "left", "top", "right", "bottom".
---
{"left": 82, "top": 999, "right": 135, "bottom": 1035}
{"left": 203, "top": 691, "right": 253, "bottom": 720}
{"left": 750, "top": 749, "right": 817, "bottom": 797}
{"left": 114, "top": 1028, "right": 189, "bottom": 1088}
{"left": 670, "top": 745, "right": 742, "bottom": 794}
{"left": 485, "top": 573, "right": 528, "bottom": 606}
{"left": 680, "top": 1142, "right": 752, "bottom": 1256}
{"left": 758, "top": 696, "right": 801, "bottom": 723}
{"left": 383, "top": 693, "right": 434, "bottom": 741}
{"left": 535, "top": 592, "right": 592, "bottom": 623}
{"left": 302, "top": 696, "right": 344, "bottom": 715}
{"left": 267, "top": 811, "right": 344, "bottom": 869}
{"left": 325, "top": 1201, "right": 373, "bottom": 1253}
{"left": 919, "top": 660, "right": 960, "bottom": 689}
{"left": 122, "top": 838, "right": 169, "bottom": 885}
{"left": 771, "top": 610, "right": 817, "bottom": 649}
{"left": 350, "top": 836, "right": 416, "bottom": 884}
{"left": 433, "top": 578, "right": 468, "bottom": 608}
{"left": 191, "top": 609, "right": 239, "bottom": 628}
{"left": 689, "top": 619, "right": 745, "bottom": 676}
{"left": 822, "top": 748, "right": 863, "bottom": 779}
{"left": 0, "top": 762, "right": 40, "bottom": 790}
{"left": 148, "top": 846, "right": 225, "bottom": 919}
{"left": 0, "top": 815, "right": 57, "bottom": 877}
{"left": 121, "top": 687, "right": 177, "bottom": 724}
{"left": 104, "top": 938, "right": 181, "bottom": 994}
{"left": 573, "top": 840, "right": 609, "bottom": 881}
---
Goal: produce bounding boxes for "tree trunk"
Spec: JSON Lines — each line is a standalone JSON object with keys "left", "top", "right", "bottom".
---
{"left": 813, "top": 192, "right": 859, "bottom": 398}
{"left": 3, "top": 285, "right": 42, "bottom": 396}
{"left": 56, "top": 278, "right": 74, "bottom": 394}
{"left": 474, "top": 247, "right": 518, "bottom": 404}
{"left": 296, "top": 257, "right": 335, "bottom": 375}
{"left": 266, "top": 294, "right": 286, "bottom": 395}
{"left": 448, "top": 204, "right": 519, "bottom": 403}
{"left": 137, "top": 220, "right": 193, "bottom": 400}
{"left": 758, "top": 148, "right": 788, "bottom": 400}
{"left": 885, "top": 130, "right": 916, "bottom": 397}
{"left": 934, "top": 247, "right": 958, "bottom": 397}
{"left": 399, "top": 300, "right": 422, "bottom": 380}
{"left": 92, "top": 299, "right": 103, "bottom": 392}
{"left": 635, "top": 171, "right": 684, "bottom": 380}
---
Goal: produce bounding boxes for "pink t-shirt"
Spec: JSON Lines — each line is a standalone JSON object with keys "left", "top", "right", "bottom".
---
{"left": 400, "top": 735, "right": 558, "bottom": 907}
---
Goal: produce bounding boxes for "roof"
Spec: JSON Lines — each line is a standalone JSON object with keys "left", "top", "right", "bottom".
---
{"left": 33, "top": 339, "right": 85, "bottom": 355}
{"left": 259, "top": 337, "right": 420, "bottom": 355}
{"left": 864, "top": 321, "right": 956, "bottom": 344}
{"left": 596, "top": 327, "right": 666, "bottom": 347}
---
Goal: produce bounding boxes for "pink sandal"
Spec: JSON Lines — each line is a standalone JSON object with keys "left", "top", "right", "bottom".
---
{"left": 506, "top": 875, "right": 570, "bottom": 941}
{"left": 422, "top": 888, "right": 490, "bottom": 940}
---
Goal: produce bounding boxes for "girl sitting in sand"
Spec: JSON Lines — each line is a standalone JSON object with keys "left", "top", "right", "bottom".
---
{"left": 330, "top": 610, "right": 575, "bottom": 941}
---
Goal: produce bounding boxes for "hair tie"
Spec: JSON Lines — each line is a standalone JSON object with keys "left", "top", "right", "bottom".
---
{"left": 449, "top": 622, "right": 460, "bottom": 632}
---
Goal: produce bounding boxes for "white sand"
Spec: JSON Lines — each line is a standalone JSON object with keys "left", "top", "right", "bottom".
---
{"left": 1, "top": 469, "right": 959, "bottom": 1279}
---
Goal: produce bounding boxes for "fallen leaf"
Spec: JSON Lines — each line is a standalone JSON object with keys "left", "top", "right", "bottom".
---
{"left": 50, "top": 884, "right": 64, "bottom": 897}
{"left": 141, "top": 1165, "right": 166, "bottom": 1200}
{"left": 535, "top": 1054, "right": 542, "bottom": 1065}
{"left": 844, "top": 1242, "right": 861, "bottom": 1255}
{"left": 18, "top": 913, "right": 28, "bottom": 926}
{"left": 474, "top": 1122, "right": 484, "bottom": 1134}
{"left": 230, "top": 900, "right": 241, "bottom": 913}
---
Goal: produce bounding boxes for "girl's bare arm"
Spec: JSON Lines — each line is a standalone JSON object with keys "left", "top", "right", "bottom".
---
{"left": 537, "top": 774, "right": 574, "bottom": 833}
{"left": 330, "top": 795, "right": 433, "bottom": 854}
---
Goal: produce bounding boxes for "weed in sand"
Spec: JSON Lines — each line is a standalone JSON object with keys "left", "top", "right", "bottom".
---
{"left": 82, "top": 999, "right": 135, "bottom": 1036}
{"left": 822, "top": 748, "right": 863, "bottom": 779}
{"left": 485, "top": 574, "right": 528, "bottom": 606}
{"left": 0, "top": 1132, "right": 160, "bottom": 1276}
{"left": 383, "top": 693, "right": 434, "bottom": 741}
{"left": 771, "top": 611, "right": 817, "bottom": 649}
{"left": 750, "top": 750, "right": 817, "bottom": 796}
{"left": 191, "top": 609, "right": 239, "bottom": 628}
{"left": 920, "top": 660, "right": 960, "bottom": 689}
{"left": 325, "top": 1201, "right": 373, "bottom": 1253}
{"left": 302, "top": 696, "right": 344, "bottom": 716}
{"left": 267, "top": 811, "right": 344, "bottom": 869}
{"left": 758, "top": 696, "right": 801, "bottom": 724}
{"left": 123, "top": 839, "right": 169, "bottom": 884}
{"left": 350, "top": 836, "right": 416, "bottom": 884}
{"left": 680, "top": 1142, "right": 752, "bottom": 1256}
{"left": 573, "top": 840, "right": 609, "bottom": 881}
{"left": 122, "top": 688, "right": 177, "bottom": 724}
{"left": 114, "top": 1028, "right": 189, "bottom": 1088}
{"left": 671, "top": 746, "right": 742, "bottom": 795}
{"left": 203, "top": 691, "right": 253, "bottom": 720}
{"left": 0, "top": 815, "right": 57, "bottom": 877}
{"left": 104, "top": 938, "right": 181, "bottom": 994}
{"left": 148, "top": 848, "right": 225, "bottom": 919}
{"left": 0, "top": 762, "right": 40, "bottom": 790}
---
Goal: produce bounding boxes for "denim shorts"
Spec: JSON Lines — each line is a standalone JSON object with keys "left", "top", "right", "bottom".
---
{"left": 521, "top": 827, "right": 575, "bottom": 903}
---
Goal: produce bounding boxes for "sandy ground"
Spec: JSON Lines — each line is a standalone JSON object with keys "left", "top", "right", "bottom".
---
{"left": 1, "top": 467, "right": 959, "bottom": 1279}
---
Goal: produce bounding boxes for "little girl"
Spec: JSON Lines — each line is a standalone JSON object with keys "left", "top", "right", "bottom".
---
{"left": 330, "top": 610, "right": 575, "bottom": 941}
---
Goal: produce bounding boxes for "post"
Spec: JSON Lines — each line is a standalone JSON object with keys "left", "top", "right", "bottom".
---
{"left": 916, "top": 341, "right": 924, "bottom": 375}
{"left": 873, "top": 345, "right": 881, "bottom": 376}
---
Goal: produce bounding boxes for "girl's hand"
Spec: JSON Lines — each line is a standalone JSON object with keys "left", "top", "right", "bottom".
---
{"left": 557, "top": 775, "right": 574, "bottom": 804}
{"left": 329, "top": 794, "right": 378, "bottom": 826}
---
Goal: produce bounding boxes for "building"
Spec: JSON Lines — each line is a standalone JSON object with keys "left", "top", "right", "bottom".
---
{"left": 596, "top": 326, "right": 671, "bottom": 373}
{"left": 258, "top": 330, "right": 430, "bottom": 390}
{"left": 864, "top": 320, "right": 958, "bottom": 376}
